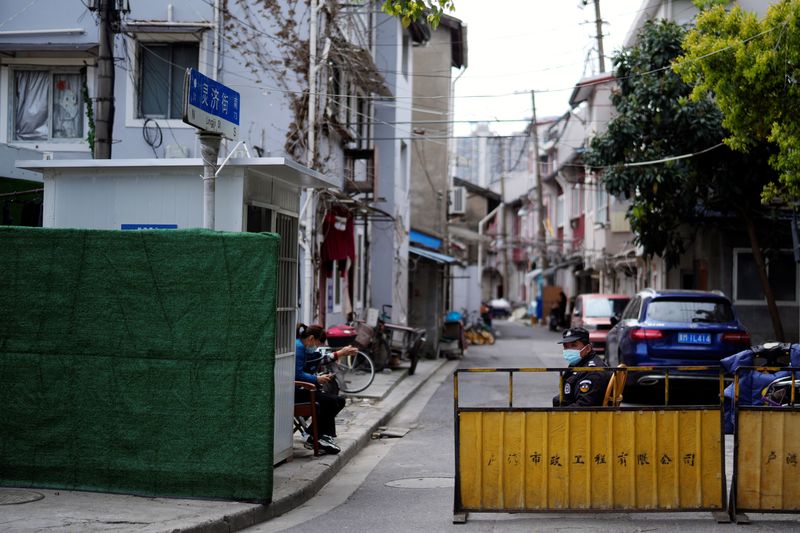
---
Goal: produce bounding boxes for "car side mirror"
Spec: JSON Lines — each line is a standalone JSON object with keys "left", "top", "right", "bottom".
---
{"left": 610, "top": 315, "right": 620, "bottom": 326}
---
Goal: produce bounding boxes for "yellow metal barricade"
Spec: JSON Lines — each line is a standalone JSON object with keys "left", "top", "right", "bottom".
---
{"left": 453, "top": 367, "right": 727, "bottom": 523}
{"left": 731, "top": 367, "right": 800, "bottom": 522}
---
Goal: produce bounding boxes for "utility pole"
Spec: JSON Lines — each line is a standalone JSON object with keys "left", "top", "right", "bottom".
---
{"left": 307, "top": 0, "right": 318, "bottom": 168}
{"left": 593, "top": 0, "right": 606, "bottom": 73}
{"left": 531, "top": 90, "right": 547, "bottom": 270}
{"left": 302, "top": 0, "right": 319, "bottom": 324}
{"left": 95, "top": 0, "right": 123, "bottom": 159}
{"left": 199, "top": 132, "right": 222, "bottom": 229}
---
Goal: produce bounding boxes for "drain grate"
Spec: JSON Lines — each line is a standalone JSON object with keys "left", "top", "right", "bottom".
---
{"left": 385, "top": 477, "right": 454, "bottom": 489}
{"left": 0, "top": 489, "right": 45, "bottom": 505}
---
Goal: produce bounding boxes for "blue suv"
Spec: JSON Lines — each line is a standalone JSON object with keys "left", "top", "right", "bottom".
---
{"left": 605, "top": 289, "right": 750, "bottom": 392}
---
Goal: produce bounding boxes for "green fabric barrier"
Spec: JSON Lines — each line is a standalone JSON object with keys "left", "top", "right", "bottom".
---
{"left": 0, "top": 227, "right": 279, "bottom": 502}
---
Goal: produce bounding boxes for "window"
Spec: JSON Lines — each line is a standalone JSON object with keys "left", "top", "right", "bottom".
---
{"left": 556, "top": 194, "right": 564, "bottom": 228}
{"left": 645, "top": 299, "right": 734, "bottom": 324}
{"left": 401, "top": 33, "right": 409, "bottom": 77}
{"left": 734, "top": 249, "right": 798, "bottom": 303}
{"left": 357, "top": 96, "right": 370, "bottom": 147}
{"left": 334, "top": 266, "right": 342, "bottom": 310}
{"left": 328, "top": 62, "right": 342, "bottom": 119}
{"left": 354, "top": 229, "right": 365, "bottom": 311}
{"left": 13, "top": 70, "right": 84, "bottom": 141}
{"left": 346, "top": 91, "right": 357, "bottom": 132}
{"left": 621, "top": 297, "right": 642, "bottom": 320}
{"left": 584, "top": 297, "right": 630, "bottom": 318}
{"left": 331, "top": 261, "right": 344, "bottom": 313}
{"left": 138, "top": 41, "right": 198, "bottom": 119}
{"left": 570, "top": 184, "right": 582, "bottom": 219}
{"left": 595, "top": 184, "right": 608, "bottom": 224}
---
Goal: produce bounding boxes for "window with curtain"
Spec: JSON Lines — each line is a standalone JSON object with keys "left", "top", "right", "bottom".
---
{"left": 138, "top": 41, "right": 198, "bottom": 119}
{"left": 14, "top": 70, "right": 84, "bottom": 141}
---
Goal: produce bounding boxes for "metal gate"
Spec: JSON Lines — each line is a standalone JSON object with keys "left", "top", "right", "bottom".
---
{"left": 731, "top": 367, "right": 800, "bottom": 522}
{"left": 454, "top": 367, "right": 727, "bottom": 523}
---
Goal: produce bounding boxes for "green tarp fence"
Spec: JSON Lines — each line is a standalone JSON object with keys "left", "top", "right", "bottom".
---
{"left": 0, "top": 227, "right": 279, "bottom": 502}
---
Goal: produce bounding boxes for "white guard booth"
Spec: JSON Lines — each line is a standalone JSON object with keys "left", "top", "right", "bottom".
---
{"left": 17, "top": 157, "right": 337, "bottom": 465}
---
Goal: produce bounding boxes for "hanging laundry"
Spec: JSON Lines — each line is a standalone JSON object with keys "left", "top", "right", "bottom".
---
{"left": 320, "top": 205, "right": 355, "bottom": 278}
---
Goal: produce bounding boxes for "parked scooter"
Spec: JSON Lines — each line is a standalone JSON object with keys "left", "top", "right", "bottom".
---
{"left": 438, "top": 310, "right": 465, "bottom": 359}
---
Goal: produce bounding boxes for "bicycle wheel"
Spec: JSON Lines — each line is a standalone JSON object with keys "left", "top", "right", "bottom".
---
{"left": 370, "top": 334, "right": 391, "bottom": 371}
{"left": 333, "top": 351, "right": 375, "bottom": 393}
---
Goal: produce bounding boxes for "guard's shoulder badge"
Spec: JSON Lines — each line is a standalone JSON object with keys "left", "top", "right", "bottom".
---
{"left": 578, "top": 379, "right": 592, "bottom": 393}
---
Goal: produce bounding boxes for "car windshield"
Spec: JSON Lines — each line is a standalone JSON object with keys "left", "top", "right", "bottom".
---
{"left": 645, "top": 299, "right": 734, "bottom": 324}
{"left": 584, "top": 298, "right": 630, "bottom": 318}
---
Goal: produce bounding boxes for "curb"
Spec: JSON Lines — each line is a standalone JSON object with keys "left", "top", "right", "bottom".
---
{"left": 178, "top": 357, "right": 451, "bottom": 533}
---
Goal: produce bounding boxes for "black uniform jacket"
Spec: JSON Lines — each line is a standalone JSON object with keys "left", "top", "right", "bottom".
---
{"left": 552, "top": 350, "right": 611, "bottom": 407}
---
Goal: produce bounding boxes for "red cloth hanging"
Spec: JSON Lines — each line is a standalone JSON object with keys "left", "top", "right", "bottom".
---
{"left": 321, "top": 205, "right": 355, "bottom": 277}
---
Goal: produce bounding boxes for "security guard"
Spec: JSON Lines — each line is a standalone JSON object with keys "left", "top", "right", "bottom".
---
{"left": 552, "top": 327, "right": 611, "bottom": 407}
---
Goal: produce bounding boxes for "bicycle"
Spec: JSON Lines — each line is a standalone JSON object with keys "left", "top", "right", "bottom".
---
{"left": 378, "top": 305, "right": 426, "bottom": 375}
{"left": 384, "top": 323, "right": 426, "bottom": 375}
{"left": 315, "top": 346, "right": 375, "bottom": 394}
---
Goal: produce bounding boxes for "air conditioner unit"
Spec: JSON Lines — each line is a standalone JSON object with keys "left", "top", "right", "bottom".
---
{"left": 450, "top": 186, "right": 466, "bottom": 215}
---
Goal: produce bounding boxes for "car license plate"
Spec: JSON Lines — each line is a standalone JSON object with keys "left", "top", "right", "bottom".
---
{"left": 678, "top": 332, "right": 711, "bottom": 345}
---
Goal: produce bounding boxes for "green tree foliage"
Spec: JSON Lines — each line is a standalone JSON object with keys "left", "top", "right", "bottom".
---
{"left": 676, "top": 1, "right": 800, "bottom": 202}
{"left": 380, "top": 0, "right": 455, "bottom": 29}
{"left": 586, "top": 20, "right": 744, "bottom": 267}
{"left": 586, "top": 18, "right": 786, "bottom": 339}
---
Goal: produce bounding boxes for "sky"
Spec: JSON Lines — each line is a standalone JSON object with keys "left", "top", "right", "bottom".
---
{"left": 448, "top": 0, "right": 646, "bottom": 136}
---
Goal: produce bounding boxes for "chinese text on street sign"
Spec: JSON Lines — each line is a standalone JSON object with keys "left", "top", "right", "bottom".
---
{"left": 183, "top": 68, "right": 240, "bottom": 139}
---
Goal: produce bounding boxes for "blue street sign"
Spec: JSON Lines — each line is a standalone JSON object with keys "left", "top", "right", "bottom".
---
{"left": 183, "top": 68, "right": 240, "bottom": 139}
{"left": 121, "top": 224, "right": 178, "bottom": 230}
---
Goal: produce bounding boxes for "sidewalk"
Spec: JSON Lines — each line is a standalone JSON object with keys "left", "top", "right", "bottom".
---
{"left": 0, "top": 358, "right": 450, "bottom": 533}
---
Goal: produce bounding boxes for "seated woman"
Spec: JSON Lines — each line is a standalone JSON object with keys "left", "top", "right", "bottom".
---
{"left": 295, "top": 323, "right": 357, "bottom": 454}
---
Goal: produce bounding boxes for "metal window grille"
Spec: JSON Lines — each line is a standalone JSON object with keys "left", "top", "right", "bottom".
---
{"left": 275, "top": 212, "right": 299, "bottom": 354}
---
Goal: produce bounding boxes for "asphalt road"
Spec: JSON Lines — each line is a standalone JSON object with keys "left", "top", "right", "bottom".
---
{"left": 248, "top": 320, "right": 800, "bottom": 532}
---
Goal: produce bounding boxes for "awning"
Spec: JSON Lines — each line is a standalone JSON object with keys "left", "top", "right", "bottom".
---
{"left": 528, "top": 257, "right": 583, "bottom": 279}
{"left": 409, "top": 246, "right": 459, "bottom": 265}
{"left": 409, "top": 229, "right": 443, "bottom": 250}
{"left": 0, "top": 42, "right": 98, "bottom": 58}
{"left": 17, "top": 157, "right": 335, "bottom": 189}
